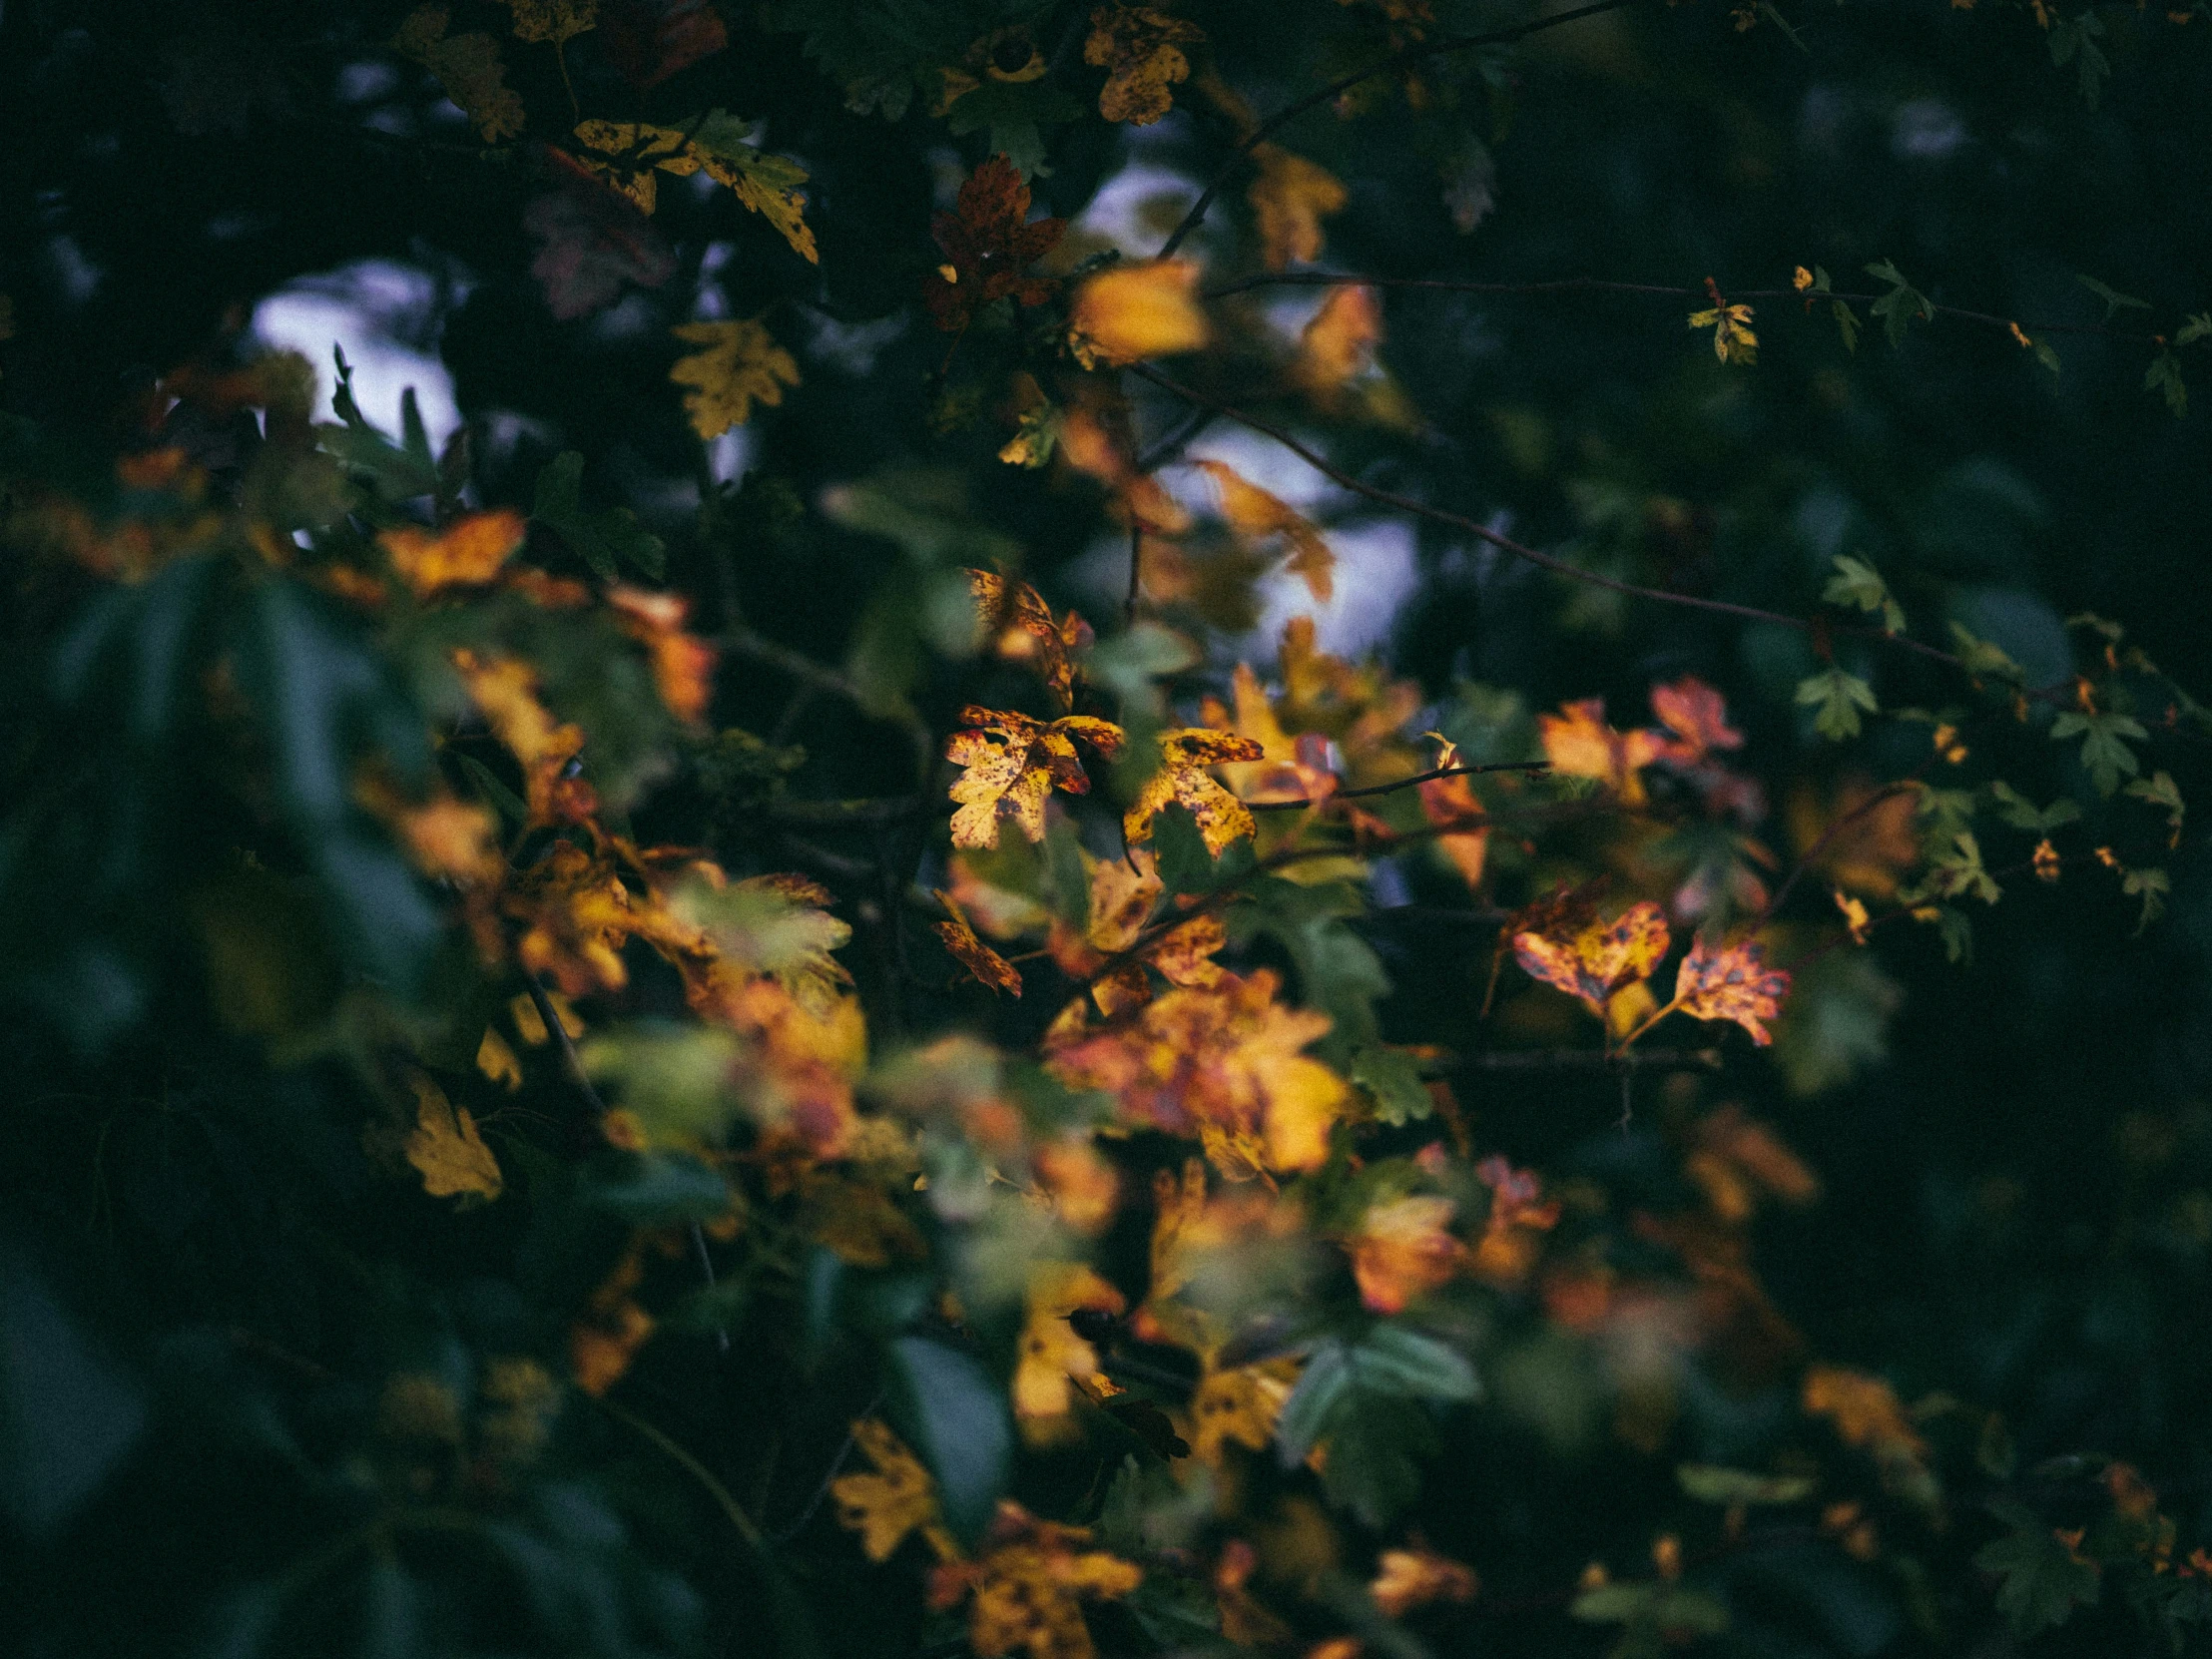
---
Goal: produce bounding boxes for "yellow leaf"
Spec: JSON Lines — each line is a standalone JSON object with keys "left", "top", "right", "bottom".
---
{"left": 1510, "top": 899, "right": 1671, "bottom": 1015}
{"left": 1067, "top": 261, "right": 1210, "bottom": 368}
{"left": 1123, "top": 728, "right": 1267, "bottom": 855}
{"left": 1802, "top": 1366, "right": 1928, "bottom": 1466}
{"left": 1537, "top": 697, "right": 1666, "bottom": 804}
{"left": 832, "top": 1418, "right": 959, "bottom": 1562}
{"left": 1083, "top": 4, "right": 1205, "bottom": 125}
{"left": 1371, "top": 1547, "right": 1478, "bottom": 1618}
{"left": 669, "top": 318, "right": 800, "bottom": 440}
{"left": 935, "top": 889, "right": 1024, "bottom": 997}
{"left": 1246, "top": 144, "right": 1347, "bottom": 271}
{"left": 968, "top": 569, "right": 1091, "bottom": 713}
{"left": 451, "top": 649, "right": 591, "bottom": 827}
{"left": 1013, "top": 1264, "right": 1126, "bottom": 1441}
{"left": 1688, "top": 291, "right": 1759, "bottom": 365}
{"left": 1186, "top": 1360, "right": 1297, "bottom": 1464}
{"left": 1193, "top": 459, "right": 1334, "bottom": 601}
{"left": 393, "top": 7, "right": 526, "bottom": 142}
{"left": 932, "top": 1503, "right": 1142, "bottom": 1659}
{"left": 1673, "top": 935, "right": 1791, "bottom": 1046}
{"left": 496, "top": 0, "right": 596, "bottom": 45}
{"left": 945, "top": 708, "right": 1127, "bottom": 849}
{"left": 403, "top": 1073, "right": 504, "bottom": 1201}
{"left": 379, "top": 508, "right": 527, "bottom": 597}
{"left": 476, "top": 1025, "right": 524, "bottom": 1090}
{"left": 1292, "top": 283, "right": 1381, "bottom": 402}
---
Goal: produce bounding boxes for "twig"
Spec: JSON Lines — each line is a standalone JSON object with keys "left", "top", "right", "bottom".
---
{"left": 600, "top": 1397, "right": 768, "bottom": 1552}
{"left": 1155, "top": 0, "right": 1643, "bottom": 259}
{"left": 1125, "top": 524, "right": 1144, "bottom": 626}
{"left": 1756, "top": 778, "right": 1922, "bottom": 924}
{"left": 1128, "top": 363, "right": 1978, "bottom": 674}
{"left": 1248, "top": 759, "right": 1550, "bottom": 810}
{"left": 1199, "top": 272, "right": 2160, "bottom": 343}
{"left": 770, "top": 1389, "right": 885, "bottom": 1543}
{"left": 1463, "top": 1046, "right": 1722, "bottom": 1071}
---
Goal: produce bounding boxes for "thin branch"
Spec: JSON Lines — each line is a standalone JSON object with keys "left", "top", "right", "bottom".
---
{"left": 1199, "top": 272, "right": 2159, "bottom": 342}
{"left": 1465, "top": 1046, "right": 1722, "bottom": 1071}
{"left": 1248, "top": 759, "right": 1550, "bottom": 810}
{"left": 1756, "top": 778, "right": 1921, "bottom": 924}
{"left": 599, "top": 1397, "right": 768, "bottom": 1553}
{"left": 1125, "top": 524, "right": 1144, "bottom": 626}
{"left": 719, "top": 628, "right": 935, "bottom": 785}
{"left": 1155, "top": 0, "right": 1643, "bottom": 259}
{"left": 1128, "top": 363, "right": 1980, "bottom": 675}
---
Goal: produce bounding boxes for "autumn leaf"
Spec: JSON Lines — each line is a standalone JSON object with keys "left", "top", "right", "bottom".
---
{"left": 935, "top": 889, "right": 1024, "bottom": 996}
{"left": 394, "top": 6, "right": 526, "bottom": 142}
{"left": 923, "top": 155, "right": 1065, "bottom": 333}
{"left": 1067, "top": 261, "right": 1210, "bottom": 368}
{"left": 1672, "top": 935, "right": 1791, "bottom": 1046}
{"left": 575, "top": 115, "right": 818, "bottom": 262}
{"left": 1292, "top": 282, "right": 1382, "bottom": 402}
{"left": 670, "top": 318, "right": 800, "bottom": 440}
{"left": 1044, "top": 967, "right": 1348, "bottom": 1177}
{"left": 1013, "top": 1264, "right": 1126, "bottom": 1441}
{"left": 1688, "top": 285, "right": 1759, "bottom": 365}
{"left": 570, "top": 1242, "right": 652, "bottom": 1393}
{"left": 673, "top": 868, "right": 852, "bottom": 1012}
{"left": 476, "top": 1025, "right": 523, "bottom": 1090}
{"left": 834, "top": 1418, "right": 960, "bottom": 1563}
{"left": 1538, "top": 698, "right": 1667, "bottom": 803}
{"left": 1802, "top": 1366, "right": 1928, "bottom": 1466}
{"left": 497, "top": 0, "right": 596, "bottom": 44}
{"left": 1417, "top": 733, "right": 1489, "bottom": 892}
{"left": 1371, "top": 1547, "right": 1478, "bottom": 1618}
{"left": 1513, "top": 899, "right": 1671, "bottom": 1015}
{"left": 606, "top": 583, "right": 717, "bottom": 721}
{"left": 1123, "top": 728, "right": 1267, "bottom": 855}
{"left": 946, "top": 708, "right": 1127, "bottom": 848}
{"left": 1349, "top": 1194, "right": 1463, "bottom": 1314}
{"left": 1193, "top": 459, "right": 1334, "bottom": 601}
{"left": 1084, "top": 4, "right": 1205, "bottom": 125}
{"left": 1247, "top": 144, "right": 1348, "bottom": 270}
{"left": 381, "top": 790, "right": 503, "bottom": 884}
{"left": 1057, "top": 393, "right": 1191, "bottom": 535}
{"left": 451, "top": 649, "right": 593, "bottom": 827}
{"left": 928, "top": 1503, "right": 1142, "bottom": 1659}
{"left": 403, "top": 1072, "right": 503, "bottom": 1201}
{"left": 1650, "top": 675, "right": 1743, "bottom": 764}
{"left": 968, "top": 569, "right": 1091, "bottom": 712}
{"left": 1187, "top": 1361, "right": 1298, "bottom": 1464}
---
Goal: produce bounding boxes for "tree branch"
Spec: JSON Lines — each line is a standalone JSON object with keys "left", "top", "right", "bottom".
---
{"left": 1248, "top": 759, "right": 1550, "bottom": 811}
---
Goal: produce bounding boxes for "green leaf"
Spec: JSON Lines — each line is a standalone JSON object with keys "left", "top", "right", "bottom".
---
{"left": 582, "top": 1023, "right": 746, "bottom": 1143}
{"left": 2177, "top": 312, "right": 2212, "bottom": 347}
{"left": 2076, "top": 272, "right": 2148, "bottom": 321}
{"left": 2124, "top": 770, "right": 2185, "bottom": 841}
{"left": 1351, "top": 1324, "right": 1481, "bottom": 1401}
{"left": 319, "top": 346, "right": 441, "bottom": 499}
{"left": 583, "top": 1151, "right": 737, "bottom": 1224}
{"left": 1274, "top": 1342, "right": 1352, "bottom": 1464}
{"left": 1152, "top": 802, "right": 1251, "bottom": 895}
{"left": 533, "top": 450, "right": 668, "bottom": 581}
{"left": 2122, "top": 865, "right": 2170, "bottom": 933}
{"left": 1678, "top": 1464, "right": 1817, "bottom": 1506}
{"left": 1317, "top": 1392, "right": 1435, "bottom": 1528}
{"left": 2146, "top": 349, "right": 2188, "bottom": 417}
{"left": 1824, "top": 554, "right": 1905, "bottom": 634}
{"left": 1946, "top": 621, "right": 2025, "bottom": 684}
{"left": 2048, "top": 12, "right": 2110, "bottom": 107}
{"left": 1974, "top": 1513, "right": 2100, "bottom": 1637}
{"left": 2049, "top": 709, "right": 2146, "bottom": 796}
{"left": 1988, "top": 781, "right": 2080, "bottom": 834}
{"left": 884, "top": 1335, "right": 1012, "bottom": 1549}
{"left": 1348, "top": 1046, "right": 1432, "bottom": 1126}
{"left": 1795, "top": 667, "right": 1879, "bottom": 740}
{"left": 1865, "top": 259, "right": 1934, "bottom": 348}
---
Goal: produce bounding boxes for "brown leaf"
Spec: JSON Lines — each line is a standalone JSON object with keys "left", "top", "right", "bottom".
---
{"left": 923, "top": 155, "right": 1066, "bottom": 332}
{"left": 935, "top": 889, "right": 1025, "bottom": 996}
{"left": 1193, "top": 459, "right": 1334, "bottom": 601}
{"left": 968, "top": 569, "right": 1092, "bottom": 712}
{"left": 1084, "top": 4, "right": 1205, "bottom": 125}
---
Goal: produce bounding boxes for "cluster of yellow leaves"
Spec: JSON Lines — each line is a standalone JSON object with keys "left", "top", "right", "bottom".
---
{"left": 1067, "top": 260, "right": 1210, "bottom": 368}
{"left": 1084, "top": 5, "right": 1205, "bottom": 125}
{"left": 394, "top": 6, "right": 526, "bottom": 142}
{"left": 497, "top": 0, "right": 595, "bottom": 46}
{"left": 403, "top": 1071, "right": 504, "bottom": 1201}
{"left": 945, "top": 708, "right": 1128, "bottom": 849}
{"left": 572, "top": 116, "right": 817, "bottom": 261}
{"left": 1044, "top": 844, "right": 1227, "bottom": 1006}
{"left": 1247, "top": 145, "right": 1349, "bottom": 270}
{"left": 1044, "top": 967, "right": 1347, "bottom": 1178}
{"left": 1194, "top": 459, "right": 1335, "bottom": 601}
{"left": 669, "top": 317, "right": 801, "bottom": 441}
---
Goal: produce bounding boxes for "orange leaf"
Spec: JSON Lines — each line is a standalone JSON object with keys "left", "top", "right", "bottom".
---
{"left": 1672, "top": 935, "right": 1791, "bottom": 1046}
{"left": 1349, "top": 1194, "right": 1462, "bottom": 1314}
{"left": 451, "top": 649, "right": 595, "bottom": 827}
{"left": 1537, "top": 697, "right": 1667, "bottom": 803}
{"left": 1247, "top": 144, "right": 1348, "bottom": 271}
{"left": 1083, "top": 4, "right": 1205, "bottom": 125}
{"left": 1068, "top": 260, "right": 1210, "bottom": 368}
{"left": 945, "top": 707, "right": 1127, "bottom": 848}
{"left": 1370, "top": 1547, "right": 1478, "bottom": 1618}
{"left": 1193, "top": 459, "right": 1334, "bottom": 601}
{"left": 607, "top": 584, "right": 718, "bottom": 722}
{"left": 1511, "top": 899, "right": 1671, "bottom": 1014}
{"left": 380, "top": 509, "right": 527, "bottom": 597}
{"left": 1123, "top": 728, "right": 1267, "bottom": 854}
{"left": 935, "top": 889, "right": 1024, "bottom": 997}
{"left": 1650, "top": 674, "right": 1743, "bottom": 763}
{"left": 968, "top": 569, "right": 1092, "bottom": 712}
{"left": 1292, "top": 283, "right": 1382, "bottom": 402}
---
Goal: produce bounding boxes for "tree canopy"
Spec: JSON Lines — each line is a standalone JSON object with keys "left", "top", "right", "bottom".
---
{"left": 4, "top": 2, "right": 2212, "bottom": 1656}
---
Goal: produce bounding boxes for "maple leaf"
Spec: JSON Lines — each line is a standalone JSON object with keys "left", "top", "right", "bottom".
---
{"left": 1672, "top": 935, "right": 1791, "bottom": 1046}
{"left": 674, "top": 868, "right": 852, "bottom": 1012}
{"left": 451, "top": 649, "right": 594, "bottom": 827}
{"left": 923, "top": 156, "right": 1066, "bottom": 333}
{"left": 1186, "top": 1360, "right": 1298, "bottom": 1464}
{"left": 1371, "top": 1547, "right": 1479, "bottom": 1618}
{"left": 945, "top": 708, "right": 1127, "bottom": 848}
{"left": 1123, "top": 728, "right": 1267, "bottom": 855}
{"left": 929, "top": 1504, "right": 1142, "bottom": 1659}
{"left": 570, "top": 1242, "right": 653, "bottom": 1394}
{"left": 1067, "top": 261, "right": 1210, "bottom": 368}
{"left": 1512, "top": 899, "right": 1671, "bottom": 1014}
{"left": 935, "top": 889, "right": 1024, "bottom": 996}
{"left": 1194, "top": 459, "right": 1334, "bottom": 601}
{"left": 1084, "top": 5, "right": 1205, "bottom": 125}
{"left": 1013, "top": 1264, "right": 1126, "bottom": 1441}
{"left": 394, "top": 6, "right": 526, "bottom": 142}
{"left": 1043, "top": 967, "right": 1348, "bottom": 1177}
{"left": 670, "top": 318, "right": 800, "bottom": 440}
{"left": 1650, "top": 675, "right": 1743, "bottom": 764}
{"left": 1292, "top": 282, "right": 1382, "bottom": 402}
{"left": 1349, "top": 1194, "right": 1463, "bottom": 1314}
{"left": 1538, "top": 698, "right": 1666, "bottom": 803}
{"left": 497, "top": 0, "right": 596, "bottom": 45}
{"left": 403, "top": 1072, "right": 504, "bottom": 1201}
{"left": 1416, "top": 733, "right": 1490, "bottom": 892}
{"left": 1247, "top": 144, "right": 1348, "bottom": 270}
{"left": 833, "top": 1418, "right": 959, "bottom": 1563}
{"left": 968, "top": 568, "right": 1091, "bottom": 712}
{"left": 525, "top": 158, "right": 676, "bottom": 320}
{"left": 574, "top": 115, "right": 818, "bottom": 262}
{"left": 1802, "top": 1366, "right": 1928, "bottom": 1466}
